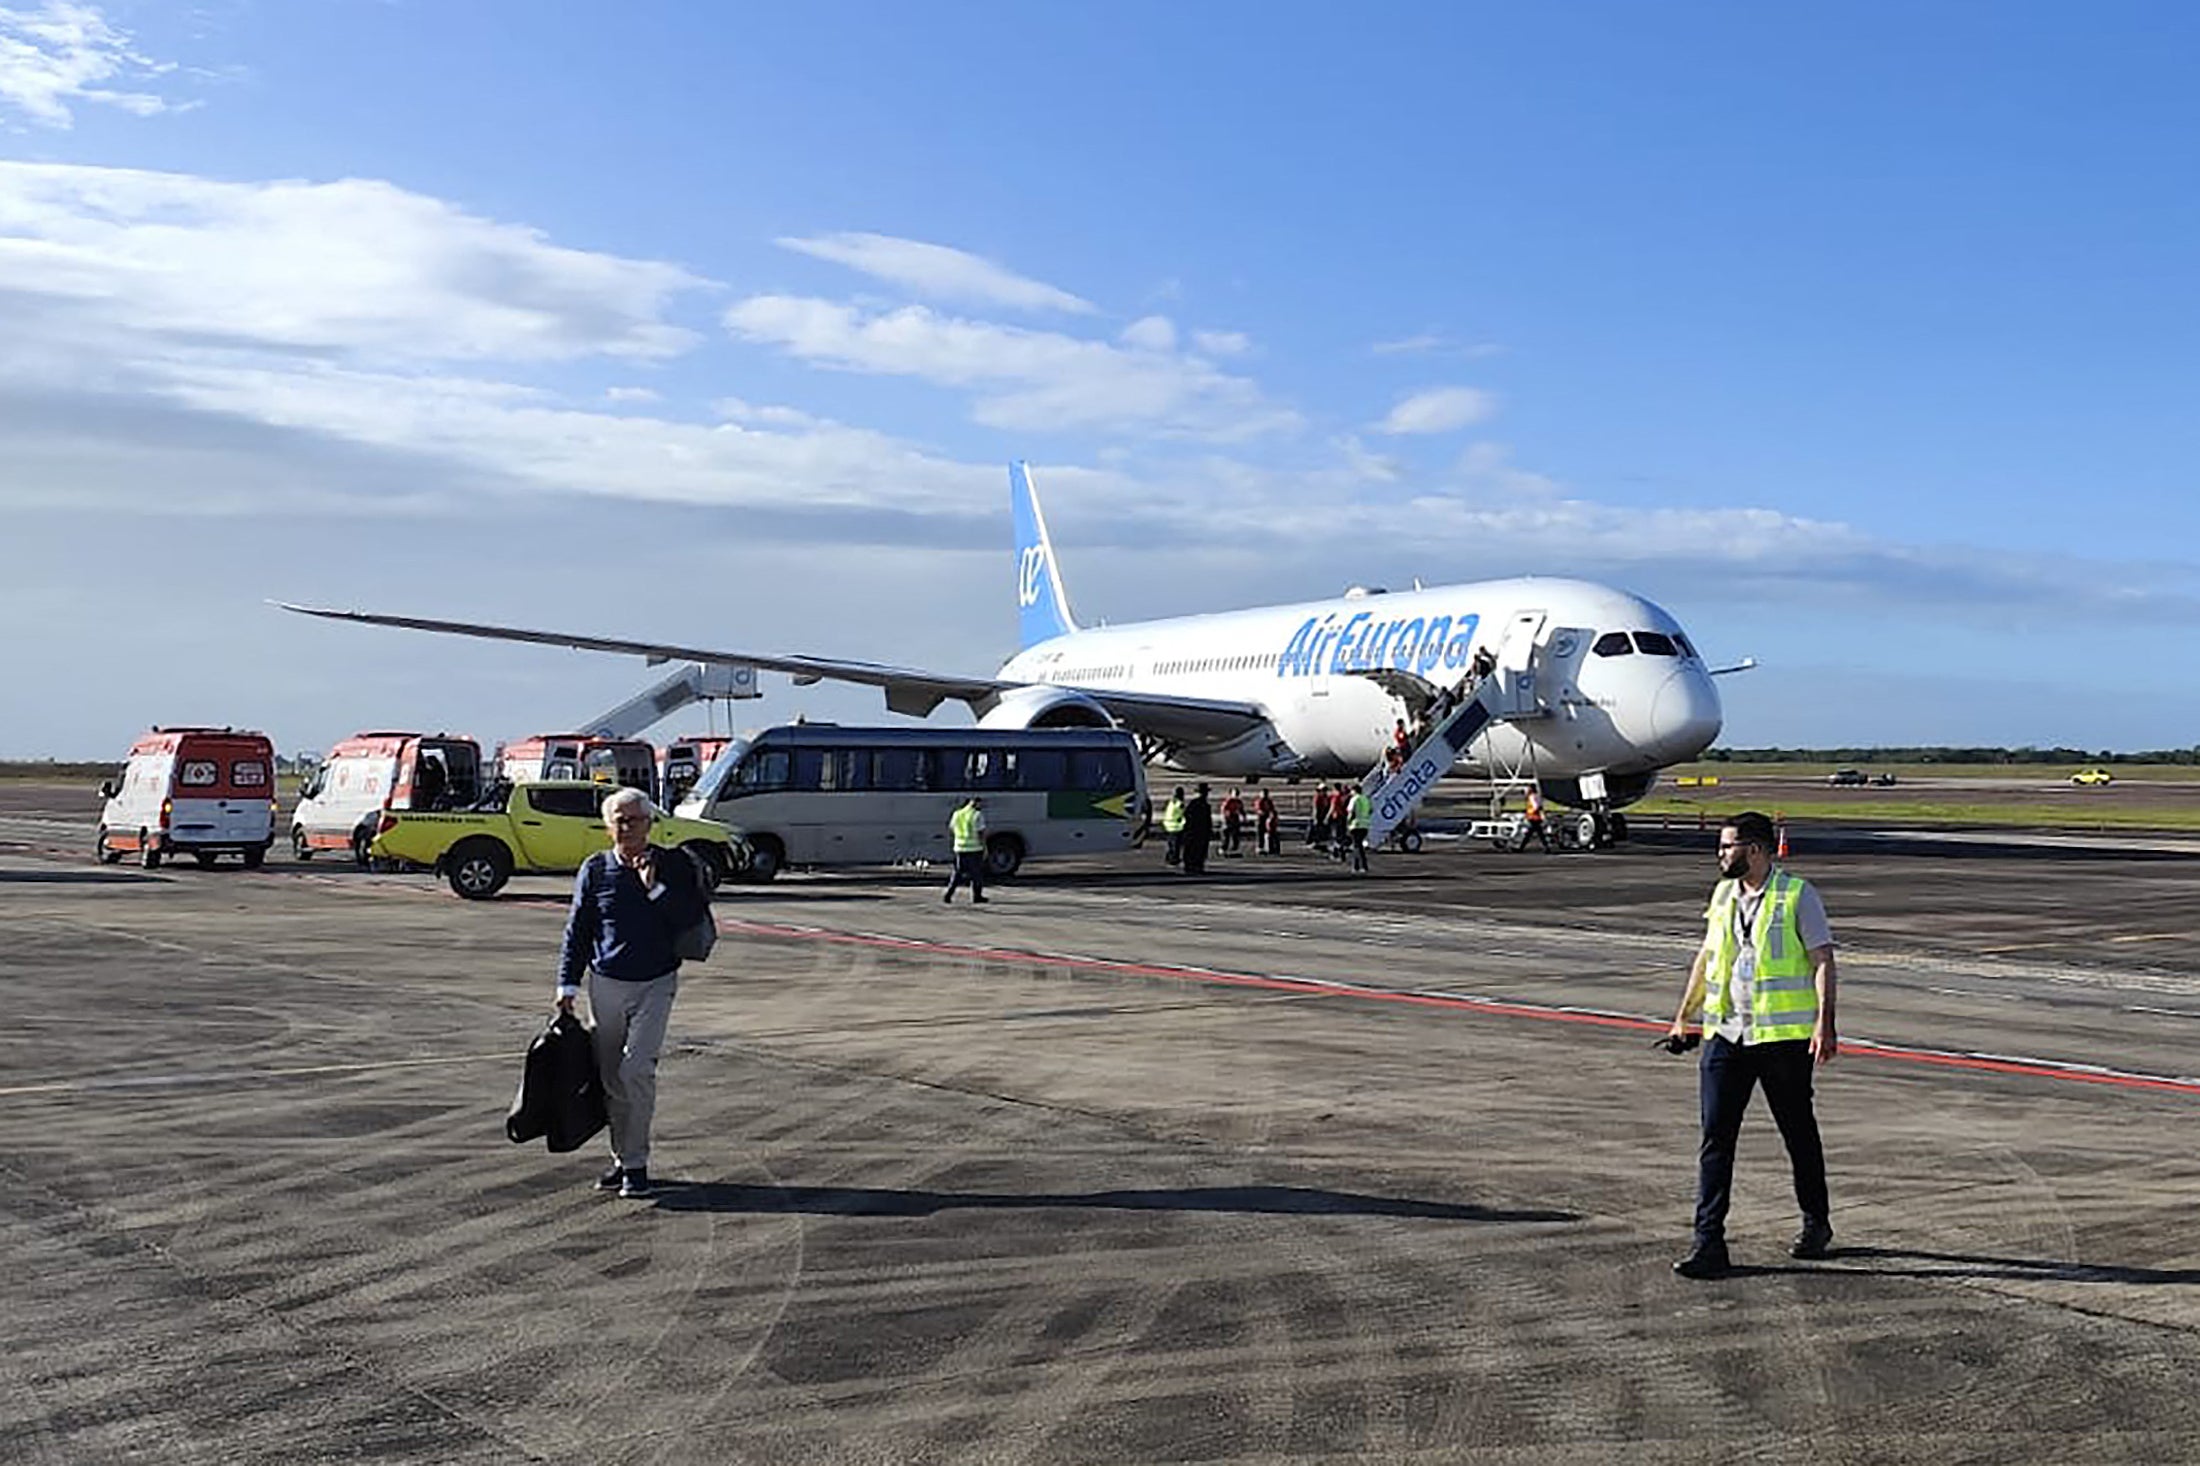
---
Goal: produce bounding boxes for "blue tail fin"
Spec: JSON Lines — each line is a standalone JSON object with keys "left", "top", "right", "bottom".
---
{"left": 1011, "top": 461, "right": 1079, "bottom": 647}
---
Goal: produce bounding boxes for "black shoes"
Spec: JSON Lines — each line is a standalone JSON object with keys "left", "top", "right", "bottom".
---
{"left": 1673, "top": 1243, "right": 1732, "bottom": 1280}
{"left": 1789, "top": 1218, "right": 1834, "bottom": 1260}
{"left": 972, "top": 895, "right": 989, "bottom": 903}
{"left": 596, "top": 1165, "right": 625, "bottom": 1191}
{"left": 617, "top": 1167, "right": 654, "bottom": 1199}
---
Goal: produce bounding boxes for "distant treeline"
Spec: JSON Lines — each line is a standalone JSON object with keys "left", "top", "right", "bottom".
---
{"left": 1705, "top": 747, "right": 2200, "bottom": 765}
{"left": 0, "top": 761, "right": 120, "bottom": 780}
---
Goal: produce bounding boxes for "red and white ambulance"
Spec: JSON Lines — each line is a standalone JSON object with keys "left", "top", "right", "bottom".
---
{"left": 96, "top": 727, "right": 278, "bottom": 869}
{"left": 497, "top": 734, "right": 657, "bottom": 797}
{"left": 291, "top": 731, "right": 483, "bottom": 863}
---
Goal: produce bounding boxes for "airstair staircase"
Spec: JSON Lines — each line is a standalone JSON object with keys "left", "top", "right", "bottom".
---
{"left": 1358, "top": 610, "right": 1555, "bottom": 848}
{"left": 580, "top": 662, "right": 759, "bottom": 739}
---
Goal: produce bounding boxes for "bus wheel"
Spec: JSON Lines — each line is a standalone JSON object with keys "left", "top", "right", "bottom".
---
{"left": 681, "top": 840, "right": 727, "bottom": 892}
{"left": 291, "top": 827, "right": 313, "bottom": 861}
{"left": 983, "top": 834, "right": 1025, "bottom": 880}
{"left": 139, "top": 831, "right": 162, "bottom": 869}
{"left": 745, "top": 836, "right": 783, "bottom": 882}
{"left": 243, "top": 844, "right": 266, "bottom": 871}
{"left": 445, "top": 839, "right": 512, "bottom": 900}
{"left": 96, "top": 828, "right": 121, "bottom": 865}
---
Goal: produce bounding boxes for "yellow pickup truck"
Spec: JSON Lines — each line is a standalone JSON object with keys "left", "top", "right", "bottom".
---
{"left": 369, "top": 780, "right": 746, "bottom": 900}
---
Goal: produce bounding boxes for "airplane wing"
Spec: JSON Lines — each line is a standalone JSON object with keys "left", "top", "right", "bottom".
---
{"left": 274, "top": 603, "right": 1272, "bottom": 743}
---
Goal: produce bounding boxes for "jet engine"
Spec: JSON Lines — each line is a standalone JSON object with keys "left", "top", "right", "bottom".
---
{"left": 975, "top": 684, "right": 1117, "bottom": 730}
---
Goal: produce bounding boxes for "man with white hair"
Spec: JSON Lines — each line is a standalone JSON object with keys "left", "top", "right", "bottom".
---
{"left": 555, "top": 785, "right": 708, "bottom": 1199}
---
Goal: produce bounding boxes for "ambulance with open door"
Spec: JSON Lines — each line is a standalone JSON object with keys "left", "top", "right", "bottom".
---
{"left": 291, "top": 731, "right": 483, "bottom": 864}
{"left": 497, "top": 734, "right": 657, "bottom": 798}
{"left": 96, "top": 727, "right": 278, "bottom": 869}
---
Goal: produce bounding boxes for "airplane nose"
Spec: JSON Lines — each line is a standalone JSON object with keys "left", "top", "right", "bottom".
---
{"left": 1648, "top": 667, "right": 1723, "bottom": 762}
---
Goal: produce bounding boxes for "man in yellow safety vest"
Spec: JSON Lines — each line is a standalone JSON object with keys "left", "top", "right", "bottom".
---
{"left": 1160, "top": 787, "right": 1188, "bottom": 866}
{"left": 942, "top": 796, "right": 989, "bottom": 904}
{"left": 1346, "top": 788, "right": 1373, "bottom": 872}
{"left": 1665, "top": 810, "right": 1839, "bottom": 1279}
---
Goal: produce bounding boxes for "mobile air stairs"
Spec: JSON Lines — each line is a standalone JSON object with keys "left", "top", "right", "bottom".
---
{"left": 579, "top": 662, "right": 759, "bottom": 740}
{"left": 1353, "top": 610, "right": 1619, "bottom": 852}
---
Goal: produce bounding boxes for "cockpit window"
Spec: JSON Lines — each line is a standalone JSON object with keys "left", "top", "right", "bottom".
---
{"left": 1633, "top": 631, "right": 1678, "bottom": 656}
{"left": 1673, "top": 633, "right": 1696, "bottom": 660}
{"left": 1591, "top": 631, "right": 1634, "bottom": 657}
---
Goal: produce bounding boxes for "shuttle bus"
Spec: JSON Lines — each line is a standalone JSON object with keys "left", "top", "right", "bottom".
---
{"left": 675, "top": 724, "right": 1144, "bottom": 880}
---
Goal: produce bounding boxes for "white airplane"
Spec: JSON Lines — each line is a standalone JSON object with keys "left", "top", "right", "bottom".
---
{"left": 282, "top": 462, "right": 1726, "bottom": 815}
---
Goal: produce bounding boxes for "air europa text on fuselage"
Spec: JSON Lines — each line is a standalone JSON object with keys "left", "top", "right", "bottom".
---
{"left": 1275, "top": 611, "right": 1480, "bottom": 679}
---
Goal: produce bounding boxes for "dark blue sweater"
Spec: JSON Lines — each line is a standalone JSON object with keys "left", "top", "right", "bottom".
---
{"left": 557, "top": 848, "right": 706, "bottom": 990}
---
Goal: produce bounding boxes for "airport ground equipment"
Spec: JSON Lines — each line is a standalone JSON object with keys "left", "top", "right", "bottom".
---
{"left": 578, "top": 663, "right": 757, "bottom": 740}
{"left": 367, "top": 780, "right": 745, "bottom": 900}
{"left": 1363, "top": 679, "right": 1503, "bottom": 849}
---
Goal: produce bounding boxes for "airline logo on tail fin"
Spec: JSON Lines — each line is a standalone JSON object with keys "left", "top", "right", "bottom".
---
{"left": 1010, "top": 461, "right": 1079, "bottom": 647}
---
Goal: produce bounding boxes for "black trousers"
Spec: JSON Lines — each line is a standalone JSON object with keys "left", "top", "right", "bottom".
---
{"left": 1693, "top": 1035, "right": 1828, "bottom": 1246}
{"left": 943, "top": 850, "right": 985, "bottom": 901}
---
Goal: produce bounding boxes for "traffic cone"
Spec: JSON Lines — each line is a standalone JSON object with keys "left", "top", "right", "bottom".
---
{"left": 1776, "top": 824, "right": 1790, "bottom": 860}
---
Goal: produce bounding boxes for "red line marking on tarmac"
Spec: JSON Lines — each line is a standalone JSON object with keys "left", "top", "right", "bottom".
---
{"left": 716, "top": 917, "right": 2200, "bottom": 1100}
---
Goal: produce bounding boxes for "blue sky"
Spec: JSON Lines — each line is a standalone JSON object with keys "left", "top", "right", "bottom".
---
{"left": 3, "top": 1, "right": 2197, "bottom": 757}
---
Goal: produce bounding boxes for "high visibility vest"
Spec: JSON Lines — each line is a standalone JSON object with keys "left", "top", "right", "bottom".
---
{"left": 950, "top": 803, "right": 985, "bottom": 852}
{"left": 1161, "top": 799, "right": 1187, "bottom": 833}
{"left": 1700, "top": 870, "right": 1819, "bottom": 1043}
{"left": 1348, "top": 792, "right": 1372, "bottom": 831}
{"left": 1524, "top": 789, "right": 1544, "bottom": 821}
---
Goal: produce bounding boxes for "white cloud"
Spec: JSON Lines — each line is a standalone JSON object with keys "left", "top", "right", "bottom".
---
{"left": 723, "top": 294, "right": 1300, "bottom": 440}
{"left": 777, "top": 231, "right": 1094, "bottom": 315}
{"left": 1193, "top": 329, "right": 1250, "bottom": 357}
{"left": 1370, "top": 332, "right": 1503, "bottom": 359}
{"left": 1376, "top": 385, "right": 1496, "bottom": 435}
{"left": 0, "top": 162, "right": 707, "bottom": 362}
{"left": 603, "top": 385, "right": 660, "bottom": 404}
{"left": 1119, "top": 314, "right": 1177, "bottom": 352}
{"left": 712, "top": 396, "right": 825, "bottom": 429}
{"left": 0, "top": 1, "right": 179, "bottom": 128}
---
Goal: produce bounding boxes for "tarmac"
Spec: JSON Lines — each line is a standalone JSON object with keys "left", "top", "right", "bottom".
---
{"left": 3, "top": 780, "right": 2197, "bottom": 1463}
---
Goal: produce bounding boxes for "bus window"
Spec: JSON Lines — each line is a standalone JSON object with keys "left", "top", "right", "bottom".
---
{"left": 790, "top": 748, "right": 829, "bottom": 791}
{"left": 1012, "top": 748, "right": 1069, "bottom": 789}
{"left": 736, "top": 749, "right": 793, "bottom": 790}
{"left": 960, "top": 749, "right": 1015, "bottom": 789}
{"left": 1071, "top": 747, "right": 1135, "bottom": 791}
{"left": 873, "top": 748, "right": 931, "bottom": 790}
{"left": 835, "top": 750, "right": 872, "bottom": 790}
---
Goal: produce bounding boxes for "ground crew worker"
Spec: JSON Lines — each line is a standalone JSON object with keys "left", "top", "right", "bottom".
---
{"left": 1346, "top": 786, "right": 1373, "bottom": 872}
{"left": 1523, "top": 784, "right": 1552, "bottom": 852}
{"left": 1255, "top": 790, "right": 1280, "bottom": 855}
{"left": 1181, "top": 784, "right": 1214, "bottom": 875}
{"left": 942, "top": 795, "right": 989, "bottom": 903}
{"left": 1221, "top": 789, "right": 1245, "bottom": 854}
{"left": 1666, "top": 810, "right": 1839, "bottom": 1279}
{"left": 1161, "top": 787, "right": 1187, "bottom": 865}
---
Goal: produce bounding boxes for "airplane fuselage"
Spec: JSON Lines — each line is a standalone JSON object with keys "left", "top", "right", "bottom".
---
{"left": 997, "top": 576, "right": 1722, "bottom": 791}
